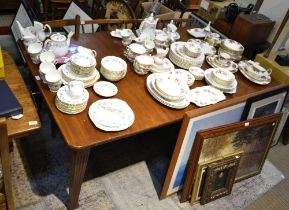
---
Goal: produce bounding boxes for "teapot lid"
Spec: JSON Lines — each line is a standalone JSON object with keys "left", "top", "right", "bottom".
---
{"left": 51, "top": 33, "right": 66, "bottom": 42}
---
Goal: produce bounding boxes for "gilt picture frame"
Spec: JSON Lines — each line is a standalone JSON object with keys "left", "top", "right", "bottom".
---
{"left": 190, "top": 150, "right": 243, "bottom": 205}
{"left": 200, "top": 153, "right": 242, "bottom": 205}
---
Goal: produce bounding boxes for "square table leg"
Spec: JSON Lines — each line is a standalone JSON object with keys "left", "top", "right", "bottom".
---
{"left": 68, "top": 148, "right": 90, "bottom": 210}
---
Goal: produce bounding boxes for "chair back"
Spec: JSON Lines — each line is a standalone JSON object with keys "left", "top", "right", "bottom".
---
{"left": 43, "top": 15, "right": 81, "bottom": 40}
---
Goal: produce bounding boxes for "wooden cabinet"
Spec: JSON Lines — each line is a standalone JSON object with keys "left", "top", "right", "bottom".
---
{"left": 230, "top": 14, "right": 275, "bottom": 58}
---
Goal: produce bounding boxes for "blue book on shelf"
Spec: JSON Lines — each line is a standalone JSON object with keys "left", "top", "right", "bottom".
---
{"left": 0, "top": 80, "right": 23, "bottom": 118}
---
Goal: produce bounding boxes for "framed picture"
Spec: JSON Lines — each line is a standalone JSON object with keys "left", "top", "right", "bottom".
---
{"left": 190, "top": 150, "right": 243, "bottom": 205}
{"left": 241, "top": 86, "right": 289, "bottom": 120}
{"left": 183, "top": 113, "right": 281, "bottom": 202}
{"left": 160, "top": 103, "right": 246, "bottom": 200}
{"left": 200, "top": 153, "right": 242, "bottom": 205}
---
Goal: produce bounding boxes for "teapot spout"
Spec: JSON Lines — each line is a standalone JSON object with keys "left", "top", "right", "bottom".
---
{"left": 66, "top": 31, "right": 74, "bottom": 46}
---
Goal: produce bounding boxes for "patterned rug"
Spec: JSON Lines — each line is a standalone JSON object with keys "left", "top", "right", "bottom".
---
{"left": 11, "top": 111, "right": 285, "bottom": 210}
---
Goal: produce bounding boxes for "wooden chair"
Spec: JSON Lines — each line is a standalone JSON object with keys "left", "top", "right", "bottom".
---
{"left": 82, "top": 17, "right": 195, "bottom": 32}
{"left": 43, "top": 15, "right": 81, "bottom": 40}
{"left": 0, "top": 118, "right": 14, "bottom": 210}
{"left": 162, "top": 0, "right": 201, "bottom": 18}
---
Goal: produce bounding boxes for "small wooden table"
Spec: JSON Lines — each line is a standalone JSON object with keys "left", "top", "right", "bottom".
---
{"left": 3, "top": 50, "right": 41, "bottom": 138}
{"left": 19, "top": 29, "right": 285, "bottom": 209}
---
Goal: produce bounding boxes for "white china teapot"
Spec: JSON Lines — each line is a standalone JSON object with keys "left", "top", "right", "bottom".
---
{"left": 16, "top": 20, "right": 37, "bottom": 40}
{"left": 33, "top": 21, "right": 52, "bottom": 41}
{"left": 44, "top": 31, "right": 74, "bottom": 57}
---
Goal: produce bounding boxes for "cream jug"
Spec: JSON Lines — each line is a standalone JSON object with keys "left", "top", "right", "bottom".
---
{"left": 44, "top": 31, "right": 74, "bottom": 57}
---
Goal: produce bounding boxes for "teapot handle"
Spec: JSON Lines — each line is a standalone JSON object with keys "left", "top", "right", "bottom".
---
{"left": 267, "top": 68, "right": 272, "bottom": 75}
{"left": 91, "top": 50, "right": 97, "bottom": 58}
{"left": 44, "top": 24, "right": 52, "bottom": 37}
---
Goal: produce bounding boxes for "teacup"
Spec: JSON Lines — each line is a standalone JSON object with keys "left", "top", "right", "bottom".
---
{"left": 77, "top": 46, "right": 97, "bottom": 57}
{"left": 125, "top": 43, "right": 146, "bottom": 61}
{"left": 144, "top": 40, "right": 155, "bottom": 53}
{"left": 40, "top": 51, "right": 56, "bottom": 63}
{"left": 133, "top": 55, "right": 154, "bottom": 75}
{"left": 155, "top": 34, "right": 169, "bottom": 48}
{"left": 39, "top": 62, "right": 56, "bottom": 83}
{"left": 45, "top": 70, "right": 62, "bottom": 92}
{"left": 205, "top": 32, "right": 221, "bottom": 46}
{"left": 67, "top": 81, "right": 84, "bottom": 99}
{"left": 121, "top": 29, "right": 132, "bottom": 46}
{"left": 28, "top": 42, "right": 43, "bottom": 64}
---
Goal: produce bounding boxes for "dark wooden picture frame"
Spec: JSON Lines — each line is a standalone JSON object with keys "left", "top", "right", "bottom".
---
{"left": 182, "top": 113, "right": 281, "bottom": 203}
{"left": 200, "top": 153, "right": 242, "bottom": 205}
{"left": 241, "top": 86, "right": 289, "bottom": 120}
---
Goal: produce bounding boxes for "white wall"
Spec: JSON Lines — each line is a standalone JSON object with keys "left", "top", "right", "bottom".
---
{"left": 259, "top": 0, "right": 289, "bottom": 51}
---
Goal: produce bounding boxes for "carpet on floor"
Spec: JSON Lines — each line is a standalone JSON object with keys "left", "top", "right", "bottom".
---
{"left": 11, "top": 110, "right": 285, "bottom": 210}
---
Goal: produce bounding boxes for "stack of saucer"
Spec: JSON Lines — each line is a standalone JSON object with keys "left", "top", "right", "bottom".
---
{"left": 169, "top": 41, "right": 205, "bottom": 69}
{"left": 146, "top": 73, "right": 190, "bottom": 109}
{"left": 204, "top": 68, "right": 237, "bottom": 93}
{"left": 59, "top": 62, "right": 100, "bottom": 88}
{"left": 55, "top": 85, "right": 89, "bottom": 114}
{"left": 238, "top": 60, "right": 271, "bottom": 85}
{"left": 206, "top": 54, "right": 238, "bottom": 73}
{"left": 219, "top": 39, "right": 244, "bottom": 61}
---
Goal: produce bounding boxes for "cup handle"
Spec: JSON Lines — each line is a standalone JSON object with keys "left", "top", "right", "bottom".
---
{"left": 44, "top": 39, "right": 52, "bottom": 49}
{"left": 91, "top": 50, "right": 97, "bottom": 57}
{"left": 267, "top": 68, "right": 272, "bottom": 75}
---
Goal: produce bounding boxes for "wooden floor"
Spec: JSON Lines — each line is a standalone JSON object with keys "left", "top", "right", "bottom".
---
{"left": 246, "top": 142, "right": 289, "bottom": 210}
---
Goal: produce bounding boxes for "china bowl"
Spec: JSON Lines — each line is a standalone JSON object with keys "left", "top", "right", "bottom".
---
{"left": 211, "top": 68, "right": 235, "bottom": 86}
{"left": 220, "top": 39, "right": 244, "bottom": 55}
{"left": 188, "top": 66, "right": 204, "bottom": 80}
{"left": 70, "top": 53, "right": 96, "bottom": 76}
{"left": 100, "top": 56, "right": 127, "bottom": 81}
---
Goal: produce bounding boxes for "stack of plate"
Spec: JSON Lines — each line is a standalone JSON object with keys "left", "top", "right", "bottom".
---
{"left": 169, "top": 42, "right": 205, "bottom": 69}
{"left": 55, "top": 85, "right": 89, "bottom": 114}
{"left": 206, "top": 55, "right": 238, "bottom": 73}
{"left": 88, "top": 98, "right": 134, "bottom": 131}
{"left": 204, "top": 68, "right": 237, "bottom": 94}
{"left": 219, "top": 39, "right": 244, "bottom": 61}
{"left": 238, "top": 60, "right": 271, "bottom": 85}
{"left": 146, "top": 73, "right": 191, "bottom": 109}
{"left": 59, "top": 63, "right": 100, "bottom": 88}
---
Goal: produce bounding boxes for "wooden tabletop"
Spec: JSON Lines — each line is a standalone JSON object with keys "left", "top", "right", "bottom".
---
{"left": 20, "top": 28, "right": 283, "bottom": 149}
{"left": 2, "top": 50, "right": 41, "bottom": 138}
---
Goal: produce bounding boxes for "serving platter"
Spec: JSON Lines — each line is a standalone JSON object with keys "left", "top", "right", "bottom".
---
{"left": 88, "top": 98, "right": 134, "bottom": 131}
{"left": 93, "top": 81, "right": 118, "bottom": 97}
{"left": 204, "top": 68, "right": 237, "bottom": 94}
{"left": 188, "top": 86, "right": 226, "bottom": 107}
{"left": 187, "top": 28, "right": 206, "bottom": 38}
{"left": 238, "top": 61, "right": 271, "bottom": 85}
{"left": 146, "top": 73, "right": 190, "bottom": 109}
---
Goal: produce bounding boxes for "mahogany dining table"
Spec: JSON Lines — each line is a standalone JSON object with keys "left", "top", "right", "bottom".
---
{"left": 19, "top": 28, "right": 284, "bottom": 209}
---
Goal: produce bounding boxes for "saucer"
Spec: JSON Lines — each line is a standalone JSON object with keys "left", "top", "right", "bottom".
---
{"left": 150, "top": 58, "right": 175, "bottom": 73}
{"left": 93, "top": 81, "right": 118, "bottom": 97}
{"left": 57, "top": 85, "right": 89, "bottom": 105}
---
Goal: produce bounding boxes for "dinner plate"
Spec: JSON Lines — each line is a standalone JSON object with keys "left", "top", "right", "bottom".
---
{"left": 93, "top": 81, "right": 118, "bottom": 97}
{"left": 238, "top": 61, "right": 271, "bottom": 85}
{"left": 150, "top": 58, "right": 175, "bottom": 73}
{"left": 60, "top": 63, "right": 100, "bottom": 82}
{"left": 204, "top": 68, "right": 237, "bottom": 94}
{"left": 167, "top": 69, "right": 195, "bottom": 86}
{"left": 187, "top": 28, "right": 206, "bottom": 38}
{"left": 146, "top": 73, "right": 190, "bottom": 109}
{"left": 89, "top": 98, "right": 134, "bottom": 131}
